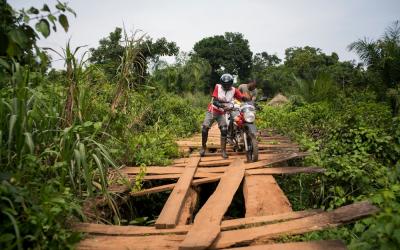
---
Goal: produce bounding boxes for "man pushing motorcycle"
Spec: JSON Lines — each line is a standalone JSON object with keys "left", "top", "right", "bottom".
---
{"left": 200, "top": 73, "right": 250, "bottom": 159}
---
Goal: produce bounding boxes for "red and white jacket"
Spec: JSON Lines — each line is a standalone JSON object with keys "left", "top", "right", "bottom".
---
{"left": 207, "top": 84, "right": 245, "bottom": 114}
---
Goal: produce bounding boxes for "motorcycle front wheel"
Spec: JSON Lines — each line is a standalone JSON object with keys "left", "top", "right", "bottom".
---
{"left": 246, "top": 132, "right": 259, "bottom": 162}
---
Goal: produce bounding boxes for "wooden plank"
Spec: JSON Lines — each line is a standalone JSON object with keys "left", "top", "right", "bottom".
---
{"left": 243, "top": 175, "right": 292, "bottom": 217}
{"left": 78, "top": 234, "right": 185, "bottom": 250}
{"left": 225, "top": 240, "right": 346, "bottom": 250}
{"left": 131, "top": 176, "right": 221, "bottom": 197}
{"left": 122, "top": 153, "right": 310, "bottom": 175}
{"left": 210, "top": 201, "right": 379, "bottom": 249}
{"left": 244, "top": 152, "right": 310, "bottom": 170}
{"left": 127, "top": 167, "right": 324, "bottom": 181}
{"left": 220, "top": 209, "right": 321, "bottom": 231}
{"left": 74, "top": 210, "right": 322, "bottom": 236}
{"left": 77, "top": 202, "right": 377, "bottom": 250}
{"left": 191, "top": 151, "right": 297, "bottom": 157}
{"left": 155, "top": 157, "right": 200, "bottom": 229}
{"left": 198, "top": 153, "right": 284, "bottom": 162}
{"left": 179, "top": 158, "right": 246, "bottom": 250}
{"left": 177, "top": 187, "right": 199, "bottom": 225}
{"left": 112, "top": 153, "right": 311, "bottom": 195}
{"left": 177, "top": 141, "right": 299, "bottom": 149}
{"left": 127, "top": 167, "right": 319, "bottom": 196}
{"left": 246, "top": 167, "right": 324, "bottom": 175}
{"left": 135, "top": 172, "right": 219, "bottom": 180}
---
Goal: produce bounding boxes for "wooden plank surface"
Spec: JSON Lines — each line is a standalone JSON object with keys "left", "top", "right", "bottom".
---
{"left": 155, "top": 157, "right": 200, "bottom": 229}
{"left": 243, "top": 175, "right": 292, "bottom": 217}
{"left": 130, "top": 176, "right": 221, "bottom": 197}
{"left": 225, "top": 240, "right": 346, "bottom": 250}
{"left": 179, "top": 158, "right": 246, "bottom": 250}
{"left": 177, "top": 187, "right": 199, "bottom": 225}
{"left": 74, "top": 210, "right": 322, "bottom": 236}
{"left": 246, "top": 166, "right": 324, "bottom": 175}
{"left": 77, "top": 202, "right": 377, "bottom": 250}
{"left": 125, "top": 166, "right": 322, "bottom": 196}
{"left": 210, "top": 201, "right": 378, "bottom": 249}
{"left": 126, "top": 167, "right": 324, "bottom": 181}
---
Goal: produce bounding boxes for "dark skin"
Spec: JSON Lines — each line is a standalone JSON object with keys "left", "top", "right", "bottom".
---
{"left": 247, "top": 81, "right": 257, "bottom": 91}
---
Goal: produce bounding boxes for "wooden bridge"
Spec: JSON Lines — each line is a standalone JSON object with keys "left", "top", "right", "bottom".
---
{"left": 75, "top": 125, "right": 378, "bottom": 249}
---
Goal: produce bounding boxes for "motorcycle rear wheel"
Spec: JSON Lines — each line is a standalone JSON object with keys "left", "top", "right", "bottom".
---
{"left": 246, "top": 132, "right": 259, "bottom": 162}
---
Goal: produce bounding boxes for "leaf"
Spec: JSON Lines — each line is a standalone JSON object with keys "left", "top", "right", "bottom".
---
{"left": 8, "top": 29, "right": 28, "bottom": 47}
{"left": 24, "top": 132, "right": 34, "bottom": 154}
{"left": 66, "top": 6, "right": 77, "bottom": 17}
{"left": 58, "top": 14, "right": 69, "bottom": 32}
{"left": 23, "top": 14, "right": 30, "bottom": 23}
{"left": 41, "top": 4, "right": 50, "bottom": 12}
{"left": 56, "top": 1, "right": 66, "bottom": 11}
{"left": 93, "top": 122, "right": 102, "bottom": 130}
{"left": 27, "top": 7, "right": 39, "bottom": 14}
{"left": 0, "top": 58, "right": 10, "bottom": 71}
{"left": 48, "top": 14, "right": 57, "bottom": 32}
{"left": 35, "top": 19, "right": 50, "bottom": 38}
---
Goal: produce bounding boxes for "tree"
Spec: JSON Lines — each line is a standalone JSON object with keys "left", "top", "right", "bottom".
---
{"left": 150, "top": 53, "right": 211, "bottom": 93}
{"left": 349, "top": 21, "right": 400, "bottom": 89}
{"left": 89, "top": 27, "right": 179, "bottom": 82}
{"left": 349, "top": 20, "right": 400, "bottom": 114}
{"left": 0, "top": 0, "right": 75, "bottom": 74}
{"left": 253, "top": 52, "right": 281, "bottom": 69}
{"left": 193, "top": 32, "right": 253, "bottom": 91}
{"left": 89, "top": 27, "right": 124, "bottom": 80}
{"left": 284, "top": 46, "right": 339, "bottom": 80}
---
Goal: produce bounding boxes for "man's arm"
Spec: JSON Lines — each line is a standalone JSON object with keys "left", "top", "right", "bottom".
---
{"left": 234, "top": 88, "right": 250, "bottom": 101}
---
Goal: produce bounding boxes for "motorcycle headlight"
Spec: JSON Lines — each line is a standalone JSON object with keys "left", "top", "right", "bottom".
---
{"left": 244, "top": 111, "right": 255, "bottom": 123}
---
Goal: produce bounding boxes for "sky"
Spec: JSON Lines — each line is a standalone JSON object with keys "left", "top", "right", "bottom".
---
{"left": 9, "top": 0, "right": 400, "bottom": 69}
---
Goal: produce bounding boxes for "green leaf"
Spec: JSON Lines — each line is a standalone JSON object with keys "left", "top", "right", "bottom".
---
{"left": 0, "top": 58, "right": 10, "bottom": 71}
{"left": 27, "top": 7, "right": 39, "bottom": 14}
{"left": 24, "top": 132, "right": 34, "bottom": 154}
{"left": 8, "top": 29, "right": 28, "bottom": 47}
{"left": 56, "top": 1, "right": 66, "bottom": 11}
{"left": 41, "top": 4, "right": 50, "bottom": 12}
{"left": 48, "top": 14, "right": 57, "bottom": 32}
{"left": 23, "top": 14, "right": 30, "bottom": 23}
{"left": 35, "top": 19, "right": 50, "bottom": 38}
{"left": 66, "top": 6, "right": 77, "bottom": 17}
{"left": 58, "top": 14, "right": 69, "bottom": 32}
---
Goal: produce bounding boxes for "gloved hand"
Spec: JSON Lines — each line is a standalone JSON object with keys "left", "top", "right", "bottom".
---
{"left": 222, "top": 103, "right": 234, "bottom": 111}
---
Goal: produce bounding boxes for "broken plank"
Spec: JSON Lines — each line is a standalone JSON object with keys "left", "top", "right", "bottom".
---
{"left": 210, "top": 201, "right": 379, "bottom": 249}
{"left": 243, "top": 175, "right": 292, "bottom": 217}
{"left": 130, "top": 176, "right": 221, "bottom": 197}
{"left": 225, "top": 240, "right": 346, "bottom": 250}
{"left": 74, "top": 209, "right": 321, "bottom": 236}
{"left": 179, "top": 158, "right": 245, "bottom": 250}
{"left": 177, "top": 187, "right": 199, "bottom": 225}
{"left": 155, "top": 157, "right": 200, "bottom": 229}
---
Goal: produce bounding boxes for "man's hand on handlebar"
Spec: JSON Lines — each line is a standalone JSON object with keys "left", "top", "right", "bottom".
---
{"left": 222, "top": 103, "right": 234, "bottom": 111}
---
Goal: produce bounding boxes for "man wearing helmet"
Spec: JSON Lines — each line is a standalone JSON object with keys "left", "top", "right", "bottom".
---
{"left": 200, "top": 73, "right": 249, "bottom": 159}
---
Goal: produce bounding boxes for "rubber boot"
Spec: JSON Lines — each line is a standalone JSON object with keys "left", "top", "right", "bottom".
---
{"left": 199, "top": 127, "right": 208, "bottom": 157}
{"left": 221, "top": 137, "right": 228, "bottom": 159}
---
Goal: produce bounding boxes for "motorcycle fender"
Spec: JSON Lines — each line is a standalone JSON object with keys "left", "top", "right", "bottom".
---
{"left": 245, "top": 123, "right": 257, "bottom": 135}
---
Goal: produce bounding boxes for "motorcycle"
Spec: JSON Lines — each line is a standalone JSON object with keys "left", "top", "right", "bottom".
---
{"left": 224, "top": 100, "right": 259, "bottom": 162}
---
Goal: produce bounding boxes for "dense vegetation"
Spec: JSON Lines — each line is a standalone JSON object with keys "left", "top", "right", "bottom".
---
{"left": 0, "top": 1, "right": 399, "bottom": 249}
